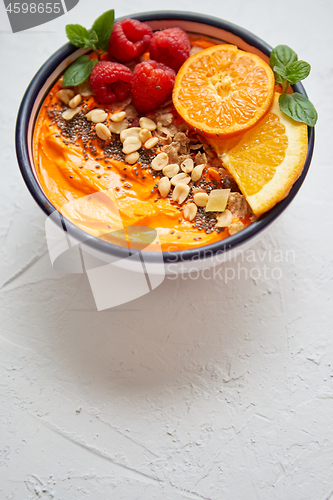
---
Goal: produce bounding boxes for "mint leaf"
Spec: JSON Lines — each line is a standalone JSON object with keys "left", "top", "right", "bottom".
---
{"left": 284, "top": 60, "right": 311, "bottom": 84}
{"left": 273, "top": 65, "right": 288, "bottom": 85}
{"left": 88, "top": 29, "right": 98, "bottom": 47}
{"left": 66, "top": 24, "right": 92, "bottom": 48}
{"left": 279, "top": 93, "right": 318, "bottom": 127}
{"left": 92, "top": 9, "right": 114, "bottom": 52}
{"left": 270, "top": 45, "right": 298, "bottom": 71}
{"left": 270, "top": 45, "right": 317, "bottom": 125}
{"left": 63, "top": 55, "right": 98, "bottom": 87}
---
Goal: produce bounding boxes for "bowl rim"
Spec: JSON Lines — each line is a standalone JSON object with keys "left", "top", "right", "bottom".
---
{"left": 15, "top": 10, "right": 315, "bottom": 264}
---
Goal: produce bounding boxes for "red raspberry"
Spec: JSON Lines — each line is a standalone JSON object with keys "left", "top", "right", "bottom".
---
{"left": 131, "top": 60, "right": 176, "bottom": 114}
{"left": 90, "top": 61, "right": 132, "bottom": 104}
{"left": 149, "top": 27, "right": 191, "bottom": 72}
{"left": 108, "top": 18, "right": 153, "bottom": 63}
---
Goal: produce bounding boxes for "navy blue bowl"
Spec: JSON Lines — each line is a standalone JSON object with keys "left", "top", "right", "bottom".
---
{"left": 16, "top": 11, "right": 314, "bottom": 265}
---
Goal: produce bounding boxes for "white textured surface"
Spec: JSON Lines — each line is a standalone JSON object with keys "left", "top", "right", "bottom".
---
{"left": 1, "top": 0, "right": 332, "bottom": 499}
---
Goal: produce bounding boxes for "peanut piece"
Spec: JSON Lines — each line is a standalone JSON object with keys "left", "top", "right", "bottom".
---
{"left": 193, "top": 192, "right": 209, "bottom": 207}
{"left": 181, "top": 158, "right": 194, "bottom": 173}
{"left": 62, "top": 107, "right": 81, "bottom": 120}
{"left": 120, "top": 127, "right": 141, "bottom": 142}
{"left": 125, "top": 152, "right": 140, "bottom": 164}
{"left": 122, "top": 136, "right": 141, "bottom": 154}
{"left": 68, "top": 94, "right": 81, "bottom": 109}
{"left": 138, "top": 129, "right": 152, "bottom": 143}
{"left": 158, "top": 177, "right": 171, "bottom": 198}
{"left": 139, "top": 117, "right": 157, "bottom": 131}
{"left": 96, "top": 123, "right": 111, "bottom": 141}
{"left": 171, "top": 173, "right": 191, "bottom": 186}
{"left": 191, "top": 163, "right": 205, "bottom": 182}
{"left": 109, "top": 119, "right": 129, "bottom": 135}
{"left": 111, "top": 111, "right": 126, "bottom": 122}
{"left": 145, "top": 137, "right": 158, "bottom": 149}
{"left": 151, "top": 152, "right": 168, "bottom": 171}
{"left": 56, "top": 89, "right": 74, "bottom": 105}
{"left": 58, "top": 76, "right": 64, "bottom": 88}
{"left": 85, "top": 109, "right": 108, "bottom": 123}
{"left": 184, "top": 203, "right": 197, "bottom": 221}
{"left": 163, "top": 164, "right": 179, "bottom": 178}
{"left": 172, "top": 184, "right": 190, "bottom": 204}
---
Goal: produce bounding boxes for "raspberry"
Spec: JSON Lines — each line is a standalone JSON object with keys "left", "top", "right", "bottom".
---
{"left": 108, "top": 18, "right": 153, "bottom": 63}
{"left": 149, "top": 27, "right": 191, "bottom": 72}
{"left": 90, "top": 61, "right": 132, "bottom": 104}
{"left": 131, "top": 60, "right": 176, "bottom": 114}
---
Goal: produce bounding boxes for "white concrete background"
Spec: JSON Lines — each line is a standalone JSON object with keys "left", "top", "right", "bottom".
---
{"left": 0, "top": 0, "right": 332, "bottom": 498}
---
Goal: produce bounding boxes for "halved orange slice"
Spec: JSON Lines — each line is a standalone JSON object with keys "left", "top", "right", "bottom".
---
{"left": 173, "top": 44, "right": 275, "bottom": 138}
{"left": 208, "top": 93, "right": 308, "bottom": 217}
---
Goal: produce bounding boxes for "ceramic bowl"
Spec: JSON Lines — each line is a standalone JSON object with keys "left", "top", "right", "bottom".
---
{"left": 16, "top": 11, "right": 314, "bottom": 275}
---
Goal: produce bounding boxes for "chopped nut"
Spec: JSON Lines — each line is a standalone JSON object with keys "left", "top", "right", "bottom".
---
{"left": 158, "top": 176, "right": 171, "bottom": 198}
{"left": 171, "top": 173, "right": 191, "bottom": 186}
{"left": 139, "top": 117, "right": 157, "bottom": 131}
{"left": 151, "top": 152, "right": 168, "bottom": 171}
{"left": 56, "top": 89, "right": 75, "bottom": 105}
{"left": 138, "top": 129, "right": 152, "bottom": 143}
{"left": 58, "top": 77, "right": 64, "bottom": 88}
{"left": 109, "top": 119, "right": 129, "bottom": 134}
{"left": 95, "top": 123, "right": 111, "bottom": 141}
{"left": 184, "top": 203, "right": 197, "bottom": 221}
{"left": 172, "top": 183, "right": 190, "bottom": 204}
{"left": 122, "top": 136, "right": 141, "bottom": 154}
{"left": 190, "top": 45, "right": 204, "bottom": 56}
{"left": 192, "top": 187, "right": 206, "bottom": 195}
{"left": 215, "top": 209, "right": 233, "bottom": 228}
{"left": 181, "top": 158, "right": 194, "bottom": 173}
{"left": 111, "top": 111, "right": 126, "bottom": 122}
{"left": 68, "top": 94, "right": 82, "bottom": 109}
{"left": 62, "top": 107, "right": 81, "bottom": 120}
{"left": 163, "top": 163, "right": 179, "bottom": 178}
{"left": 125, "top": 152, "right": 139, "bottom": 164}
{"left": 228, "top": 220, "right": 245, "bottom": 235}
{"left": 85, "top": 109, "right": 108, "bottom": 123}
{"left": 205, "top": 189, "right": 230, "bottom": 212}
{"left": 191, "top": 164, "right": 205, "bottom": 182}
{"left": 120, "top": 126, "right": 140, "bottom": 142}
{"left": 193, "top": 192, "right": 209, "bottom": 207}
{"left": 145, "top": 137, "right": 158, "bottom": 149}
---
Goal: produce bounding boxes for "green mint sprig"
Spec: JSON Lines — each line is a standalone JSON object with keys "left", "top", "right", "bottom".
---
{"left": 63, "top": 9, "right": 114, "bottom": 87}
{"left": 270, "top": 45, "right": 317, "bottom": 127}
{"left": 63, "top": 55, "right": 98, "bottom": 87}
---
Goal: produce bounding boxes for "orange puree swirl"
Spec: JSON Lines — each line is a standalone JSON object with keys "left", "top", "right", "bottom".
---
{"left": 33, "top": 38, "right": 253, "bottom": 252}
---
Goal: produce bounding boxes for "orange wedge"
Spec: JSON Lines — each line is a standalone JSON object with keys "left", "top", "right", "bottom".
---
{"left": 208, "top": 93, "right": 308, "bottom": 217}
{"left": 173, "top": 44, "right": 275, "bottom": 138}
